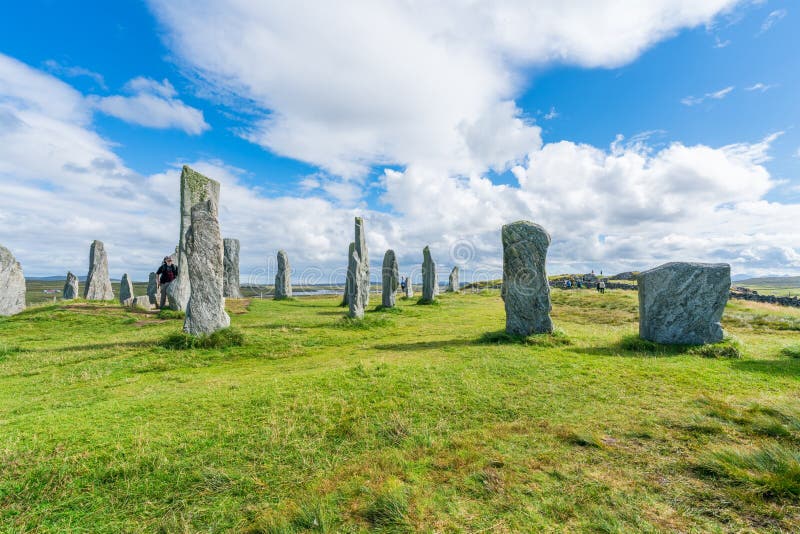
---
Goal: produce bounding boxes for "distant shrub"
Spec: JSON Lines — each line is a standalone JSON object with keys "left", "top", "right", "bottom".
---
{"left": 160, "top": 327, "right": 244, "bottom": 349}
{"left": 157, "top": 309, "right": 185, "bottom": 320}
{"left": 781, "top": 345, "right": 800, "bottom": 359}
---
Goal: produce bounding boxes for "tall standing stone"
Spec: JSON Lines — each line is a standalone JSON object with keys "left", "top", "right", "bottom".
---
{"left": 119, "top": 273, "right": 134, "bottom": 305}
{"left": 382, "top": 249, "right": 399, "bottom": 308}
{"left": 147, "top": 272, "right": 160, "bottom": 305}
{"left": 448, "top": 266, "right": 459, "bottom": 292}
{"left": 223, "top": 238, "right": 242, "bottom": 299}
{"left": 421, "top": 246, "right": 437, "bottom": 303}
{"left": 168, "top": 166, "right": 221, "bottom": 311}
{"left": 347, "top": 217, "right": 370, "bottom": 319}
{"left": 275, "top": 250, "right": 292, "bottom": 299}
{"left": 404, "top": 276, "right": 414, "bottom": 298}
{"left": 63, "top": 271, "right": 79, "bottom": 300}
{"left": 341, "top": 242, "right": 355, "bottom": 307}
{"left": 183, "top": 199, "right": 230, "bottom": 335}
{"left": 637, "top": 262, "right": 730, "bottom": 345}
{"left": 0, "top": 245, "right": 26, "bottom": 316}
{"left": 84, "top": 240, "right": 113, "bottom": 301}
{"left": 501, "top": 221, "right": 553, "bottom": 336}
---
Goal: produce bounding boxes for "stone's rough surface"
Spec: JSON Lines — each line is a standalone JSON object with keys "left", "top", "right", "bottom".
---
{"left": 348, "top": 217, "right": 370, "bottom": 318}
{"left": 84, "top": 240, "right": 114, "bottom": 301}
{"left": 421, "top": 246, "right": 437, "bottom": 302}
{"left": 0, "top": 245, "right": 26, "bottom": 316}
{"left": 275, "top": 250, "right": 292, "bottom": 299}
{"left": 63, "top": 271, "right": 79, "bottom": 300}
{"left": 448, "top": 266, "right": 459, "bottom": 292}
{"left": 132, "top": 296, "right": 152, "bottom": 309}
{"left": 637, "top": 262, "right": 730, "bottom": 345}
{"left": 147, "top": 272, "right": 160, "bottom": 305}
{"left": 119, "top": 273, "right": 134, "bottom": 305}
{"left": 223, "top": 238, "right": 243, "bottom": 298}
{"left": 170, "top": 166, "right": 221, "bottom": 311}
{"left": 341, "top": 242, "right": 355, "bottom": 307}
{"left": 183, "top": 199, "right": 230, "bottom": 335}
{"left": 405, "top": 277, "right": 414, "bottom": 298}
{"left": 382, "top": 249, "right": 399, "bottom": 308}
{"left": 502, "top": 221, "right": 553, "bottom": 336}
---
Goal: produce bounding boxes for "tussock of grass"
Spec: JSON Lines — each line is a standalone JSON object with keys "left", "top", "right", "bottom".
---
{"left": 156, "top": 308, "right": 185, "bottom": 320}
{"left": 478, "top": 329, "right": 570, "bottom": 347}
{"left": 160, "top": 327, "right": 244, "bottom": 349}
{"left": 0, "top": 344, "right": 22, "bottom": 359}
{"left": 334, "top": 315, "right": 394, "bottom": 329}
{"left": 781, "top": 345, "right": 800, "bottom": 359}
{"left": 559, "top": 430, "right": 605, "bottom": 448}
{"left": 688, "top": 338, "right": 743, "bottom": 359}
{"left": 618, "top": 335, "right": 742, "bottom": 358}
{"left": 361, "top": 480, "right": 410, "bottom": 528}
{"left": 694, "top": 444, "right": 800, "bottom": 499}
{"left": 372, "top": 305, "right": 402, "bottom": 314}
{"left": 416, "top": 297, "right": 440, "bottom": 306}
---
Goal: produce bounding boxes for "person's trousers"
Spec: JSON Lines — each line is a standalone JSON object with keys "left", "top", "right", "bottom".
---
{"left": 159, "top": 282, "right": 171, "bottom": 308}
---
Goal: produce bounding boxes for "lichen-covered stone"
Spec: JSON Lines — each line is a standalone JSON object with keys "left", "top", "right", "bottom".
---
{"left": 275, "top": 250, "right": 292, "bottom": 299}
{"left": 147, "top": 272, "right": 160, "bottom": 305}
{"left": 119, "top": 273, "right": 134, "bottom": 305}
{"left": 223, "top": 238, "right": 243, "bottom": 298}
{"left": 448, "top": 266, "right": 459, "bottom": 292}
{"left": 382, "top": 249, "right": 399, "bottom": 308}
{"left": 404, "top": 277, "right": 414, "bottom": 298}
{"left": 63, "top": 271, "right": 79, "bottom": 300}
{"left": 0, "top": 245, "right": 25, "bottom": 316}
{"left": 637, "top": 262, "right": 730, "bottom": 345}
{"left": 132, "top": 295, "right": 152, "bottom": 309}
{"left": 170, "top": 166, "right": 221, "bottom": 311}
{"left": 183, "top": 199, "right": 230, "bottom": 335}
{"left": 421, "top": 246, "right": 437, "bottom": 302}
{"left": 501, "top": 221, "right": 553, "bottom": 336}
{"left": 347, "top": 217, "right": 369, "bottom": 318}
{"left": 84, "top": 240, "right": 114, "bottom": 301}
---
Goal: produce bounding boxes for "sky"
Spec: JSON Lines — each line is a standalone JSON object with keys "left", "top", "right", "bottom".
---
{"left": 0, "top": 0, "right": 798, "bottom": 284}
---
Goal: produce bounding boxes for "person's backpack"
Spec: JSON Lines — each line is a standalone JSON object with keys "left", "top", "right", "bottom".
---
{"left": 162, "top": 264, "right": 177, "bottom": 283}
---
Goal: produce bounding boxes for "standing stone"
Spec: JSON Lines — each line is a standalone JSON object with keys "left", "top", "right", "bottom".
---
{"left": 637, "top": 262, "right": 730, "bottom": 345}
{"left": 421, "top": 246, "right": 437, "bottom": 303}
{"left": 405, "top": 276, "right": 414, "bottom": 298}
{"left": 341, "top": 242, "right": 355, "bottom": 307}
{"left": 347, "top": 217, "right": 370, "bottom": 318}
{"left": 223, "top": 238, "right": 242, "bottom": 299}
{"left": 119, "top": 273, "right": 134, "bottom": 305}
{"left": 0, "top": 245, "right": 26, "bottom": 316}
{"left": 183, "top": 199, "right": 230, "bottom": 335}
{"left": 448, "top": 266, "right": 459, "bottom": 292}
{"left": 168, "top": 166, "right": 221, "bottom": 311}
{"left": 275, "top": 250, "right": 292, "bottom": 299}
{"left": 84, "top": 240, "right": 114, "bottom": 301}
{"left": 147, "top": 272, "right": 160, "bottom": 306}
{"left": 63, "top": 271, "right": 79, "bottom": 300}
{"left": 501, "top": 221, "right": 553, "bottom": 336}
{"left": 382, "top": 249, "right": 399, "bottom": 308}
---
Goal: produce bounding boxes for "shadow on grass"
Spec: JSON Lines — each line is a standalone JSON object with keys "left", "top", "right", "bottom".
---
{"left": 730, "top": 359, "right": 800, "bottom": 378}
{"left": 29, "top": 339, "right": 156, "bottom": 353}
{"left": 374, "top": 339, "right": 473, "bottom": 352}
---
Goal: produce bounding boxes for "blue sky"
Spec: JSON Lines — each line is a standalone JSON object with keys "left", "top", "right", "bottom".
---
{"left": 0, "top": 1, "right": 798, "bottom": 280}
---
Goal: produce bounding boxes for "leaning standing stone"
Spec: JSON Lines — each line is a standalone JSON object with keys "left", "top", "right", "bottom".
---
{"left": 63, "top": 271, "right": 79, "bottom": 300}
{"left": 637, "top": 262, "right": 730, "bottom": 345}
{"left": 448, "top": 266, "right": 459, "bottom": 292}
{"left": 275, "top": 250, "right": 292, "bottom": 299}
{"left": 119, "top": 273, "right": 134, "bottom": 305}
{"left": 0, "top": 245, "right": 26, "bottom": 316}
{"left": 382, "top": 249, "right": 399, "bottom": 308}
{"left": 223, "top": 238, "right": 243, "bottom": 298}
{"left": 84, "top": 240, "right": 114, "bottom": 301}
{"left": 501, "top": 221, "right": 553, "bottom": 336}
{"left": 147, "top": 272, "right": 160, "bottom": 305}
{"left": 348, "top": 217, "right": 370, "bottom": 318}
{"left": 183, "top": 199, "right": 230, "bottom": 335}
{"left": 421, "top": 246, "right": 437, "bottom": 303}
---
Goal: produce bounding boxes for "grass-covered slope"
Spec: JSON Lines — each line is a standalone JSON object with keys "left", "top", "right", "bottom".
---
{"left": 1, "top": 291, "right": 799, "bottom": 532}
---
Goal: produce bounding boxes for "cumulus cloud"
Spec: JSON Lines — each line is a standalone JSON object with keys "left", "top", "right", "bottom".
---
{"left": 91, "top": 77, "right": 210, "bottom": 135}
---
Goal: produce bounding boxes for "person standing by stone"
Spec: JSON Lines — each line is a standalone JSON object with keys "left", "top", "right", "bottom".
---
{"left": 501, "top": 221, "right": 553, "bottom": 336}
{"left": 347, "top": 217, "right": 370, "bottom": 319}
{"left": 421, "top": 246, "right": 437, "bottom": 303}
{"left": 63, "top": 271, "right": 79, "bottom": 300}
{"left": 84, "top": 240, "right": 114, "bottom": 301}
{"left": 382, "top": 249, "right": 399, "bottom": 308}
{"left": 275, "top": 249, "right": 292, "bottom": 299}
{"left": 448, "top": 266, "right": 459, "bottom": 292}
{"left": 223, "top": 238, "right": 243, "bottom": 299}
{"left": 183, "top": 199, "right": 230, "bottom": 335}
{"left": 156, "top": 256, "right": 178, "bottom": 309}
{"left": 0, "top": 245, "right": 26, "bottom": 316}
{"left": 119, "top": 273, "right": 134, "bottom": 305}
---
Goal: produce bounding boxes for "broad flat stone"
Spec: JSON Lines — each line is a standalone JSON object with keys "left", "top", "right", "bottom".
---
{"left": 348, "top": 217, "right": 369, "bottom": 318}
{"left": 382, "top": 249, "right": 399, "bottom": 308}
{"left": 421, "top": 246, "right": 437, "bottom": 302}
{"left": 119, "top": 273, "right": 134, "bottom": 305}
{"left": 183, "top": 199, "right": 230, "bottom": 335}
{"left": 131, "top": 296, "right": 152, "bottom": 309}
{"left": 275, "top": 250, "right": 292, "bottom": 299}
{"left": 0, "top": 245, "right": 25, "bottom": 316}
{"left": 448, "top": 266, "right": 459, "bottom": 292}
{"left": 223, "top": 238, "right": 243, "bottom": 298}
{"left": 501, "top": 221, "right": 553, "bottom": 336}
{"left": 84, "top": 240, "right": 114, "bottom": 301}
{"left": 63, "top": 271, "right": 79, "bottom": 300}
{"left": 147, "top": 272, "right": 160, "bottom": 305}
{"left": 637, "top": 262, "right": 730, "bottom": 345}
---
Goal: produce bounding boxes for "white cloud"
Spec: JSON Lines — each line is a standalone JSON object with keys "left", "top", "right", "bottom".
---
{"left": 759, "top": 9, "right": 787, "bottom": 34}
{"left": 713, "top": 36, "right": 731, "bottom": 48}
{"left": 681, "top": 85, "right": 734, "bottom": 106}
{"left": 745, "top": 82, "right": 776, "bottom": 92}
{"left": 91, "top": 77, "right": 210, "bottom": 135}
{"left": 544, "top": 107, "right": 559, "bottom": 120}
{"left": 43, "top": 59, "right": 107, "bottom": 89}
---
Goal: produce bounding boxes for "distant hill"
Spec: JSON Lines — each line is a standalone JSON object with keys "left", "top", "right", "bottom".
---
{"left": 736, "top": 276, "right": 800, "bottom": 288}
{"left": 26, "top": 276, "right": 85, "bottom": 282}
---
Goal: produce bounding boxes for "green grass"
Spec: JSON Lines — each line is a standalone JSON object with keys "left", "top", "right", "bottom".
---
{"left": 1, "top": 290, "right": 799, "bottom": 531}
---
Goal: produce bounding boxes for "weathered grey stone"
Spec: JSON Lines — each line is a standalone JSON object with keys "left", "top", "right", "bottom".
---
{"left": 147, "top": 272, "right": 160, "bottom": 305}
{"left": 382, "top": 249, "right": 399, "bottom": 308}
{"left": 131, "top": 295, "right": 152, "bottom": 309}
{"left": 63, "top": 271, "right": 79, "bottom": 300}
{"left": 341, "top": 242, "right": 355, "bottom": 307}
{"left": 347, "top": 217, "right": 370, "bottom": 318}
{"left": 0, "top": 245, "right": 25, "bottom": 316}
{"left": 501, "top": 221, "right": 553, "bottom": 336}
{"left": 183, "top": 199, "right": 230, "bottom": 335}
{"left": 223, "top": 238, "right": 242, "bottom": 298}
{"left": 170, "top": 166, "right": 221, "bottom": 311}
{"left": 119, "top": 273, "right": 134, "bottom": 305}
{"left": 84, "top": 240, "right": 114, "bottom": 301}
{"left": 275, "top": 250, "right": 292, "bottom": 299}
{"left": 421, "top": 246, "right": 437, "bottom": 302}
{"left": 448, "top": 266, "right": 459, "bottom": 292}
{"left": 404, "top": 277, "right": 414, "bottom": 298}
{"left": 637, "top": 262, "right": 730, "bottom": 345}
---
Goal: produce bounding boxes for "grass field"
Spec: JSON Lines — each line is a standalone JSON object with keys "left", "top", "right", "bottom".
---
{"left": 736, "top": 276, "right": 800, "bottom": 297}
{"left": 1, "top": 289, "right": 799, "bottom": 532}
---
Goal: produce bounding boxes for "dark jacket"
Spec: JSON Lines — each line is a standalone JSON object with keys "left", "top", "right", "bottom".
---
{"left": 157, "top": 263, "right": 178, "bottom": 284}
